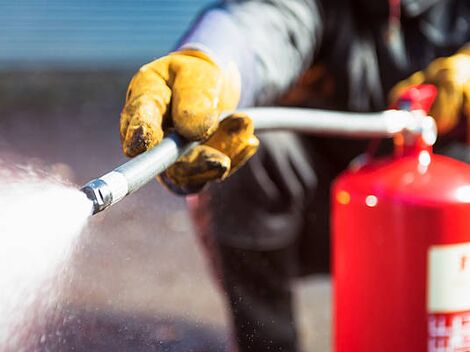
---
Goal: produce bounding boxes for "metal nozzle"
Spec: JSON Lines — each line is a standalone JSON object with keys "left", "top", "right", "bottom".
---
{"left": 80, "top": 170, "right": 131, "bottom": 215}
{"left": 80, "top": 133, "right": 196, "bottom": 215}
{"left": 80, "top": 179, "right": 113, "bottom": 215}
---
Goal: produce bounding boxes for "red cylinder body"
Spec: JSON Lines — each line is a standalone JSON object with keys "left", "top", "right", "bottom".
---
{"left": 333, "top": 150, "right": 470, "bottom": 351}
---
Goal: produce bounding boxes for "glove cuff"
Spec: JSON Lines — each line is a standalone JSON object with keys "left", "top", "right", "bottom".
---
{"left": 177, "top": 42, "right": 225, "bottom": 68}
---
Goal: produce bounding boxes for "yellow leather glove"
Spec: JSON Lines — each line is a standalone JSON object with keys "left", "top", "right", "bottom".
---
{"left": 160, "top": 113, "right": 259, "bottom": 194}
{"left": 389, "top": 48, "right": 470, "bottom": 134}
{"left": 389, "top": 48, "right": 470, "bottom": 137}
{"left": 120, "top": 50, "right": 259, "bottom": 194}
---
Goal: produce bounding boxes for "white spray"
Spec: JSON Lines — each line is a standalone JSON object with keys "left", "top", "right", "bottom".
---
{"left": 0, "top": 164, "right": 92, "bottom": 351}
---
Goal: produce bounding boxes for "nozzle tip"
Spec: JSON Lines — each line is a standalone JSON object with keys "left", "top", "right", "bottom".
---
{"left": 80, "top": 179, "right": 113, "bottom": 215}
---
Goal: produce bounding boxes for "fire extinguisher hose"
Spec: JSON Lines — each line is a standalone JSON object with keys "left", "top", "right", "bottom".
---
{"left": 81, "top": 107, "right": 436, "bottom": 215}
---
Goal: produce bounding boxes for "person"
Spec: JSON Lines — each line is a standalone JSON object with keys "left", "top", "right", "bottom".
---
{"left": 119, "top": 1, "right": 470, "bottom": 351}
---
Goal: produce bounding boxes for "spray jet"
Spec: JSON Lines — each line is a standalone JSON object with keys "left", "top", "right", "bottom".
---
{"left": 81, "top": 106, "right": 437, "bottom": 215}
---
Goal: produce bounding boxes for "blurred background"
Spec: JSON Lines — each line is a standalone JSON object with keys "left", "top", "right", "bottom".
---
{"left": 0, "top": 1, "right": 330, "bottom": 351}
{"left": 0, "top": 0, "right": 212, "bottom": 68}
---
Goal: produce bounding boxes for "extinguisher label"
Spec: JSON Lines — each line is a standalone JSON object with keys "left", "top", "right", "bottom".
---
{"left": 428, "top": 243, "right": 470, "bottom": 313}
{"left": 428, "top": 243, "right": 470, "bottom": 352}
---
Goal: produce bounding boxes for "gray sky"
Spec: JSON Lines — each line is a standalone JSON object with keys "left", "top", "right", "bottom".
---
{"left": 0, "top": 0, "right": 213, "bottom": 69}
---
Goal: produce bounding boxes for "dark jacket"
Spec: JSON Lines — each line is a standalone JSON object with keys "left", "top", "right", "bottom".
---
{"left": 182, "top": 0, "right": 470, "bottom": 110}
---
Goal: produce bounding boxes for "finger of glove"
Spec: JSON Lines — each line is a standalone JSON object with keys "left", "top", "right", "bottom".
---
{"left": 388, "top": 71, "right": 425, "bottom": 104}
{"left": 120, "top": 62, "right": 172, "bottom": 157}
{"left": 170, "top": 57, "right": 222, "bottom": 141}
{"left": 121, "top": 96, "right": 167, "bottom": 157}
{"left": 425, "top": 57, "right": 449, "bottom": 77}
{"left": 426, "top": 54, "right": 470, "bottom": 133}
{"left": 158, "top": 114, "right": 258, "bottom": 195}
{"left": 158, "top": 145, "right": 231, "bottom": 194}
{"left": 429, "top": 81, "right": 462, "bottom": 134}
{"left": 463, "top": 83, "right": 470, "bottom": 117}
{"left": 463, "top": 89, "right": 470, "bottom": 144}
{"left": 426, "top": 54, "right": 470, "bottom": 79}
{"left": 226, "top": 135, "right": 259, "bottom": 176}
{"left": 204, "top": 113, "right": 258, "bottom": 173}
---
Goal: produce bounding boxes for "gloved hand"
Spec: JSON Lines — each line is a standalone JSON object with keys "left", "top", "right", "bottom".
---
{"left": 120, "top": 49, "right": 259, "bottom": 194}
{"left": 389, "top": 47, "right": 470, "bottom": 135}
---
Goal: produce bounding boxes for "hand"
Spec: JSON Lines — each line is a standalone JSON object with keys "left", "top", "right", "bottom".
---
{"left": 159, "top": 113, "right": 259, "bottom": 194}
{"left": 120, "top": 50, "right": 259, "bottom": 194}
{"left": 389, "top": 48, "right": 470, "bottom": 135}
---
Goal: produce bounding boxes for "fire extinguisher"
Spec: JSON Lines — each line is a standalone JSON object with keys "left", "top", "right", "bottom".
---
{"left": 333, "top": 85, "right": 470, "bottom": 351}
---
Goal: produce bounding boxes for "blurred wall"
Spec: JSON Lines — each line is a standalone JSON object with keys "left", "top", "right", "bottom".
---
{"left": 0, "top": 0, "right": 213, "bottom": 69}
{"left": 0, "top": 0, "right": 216, "bottom": 164}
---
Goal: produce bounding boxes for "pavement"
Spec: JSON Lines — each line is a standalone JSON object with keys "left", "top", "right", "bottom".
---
{"left": 0, "top": 70, "right": 331, "bottom": 351}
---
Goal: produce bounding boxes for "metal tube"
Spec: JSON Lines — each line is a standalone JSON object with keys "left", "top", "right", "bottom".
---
{"left": 81, "top": 107, "right": 436, "bottom": 215}
{"left": 81, "top": 134, "right": 199, "bottom": 214}
{"left": 242, "top": 108, "right": 420, "bottom": 136}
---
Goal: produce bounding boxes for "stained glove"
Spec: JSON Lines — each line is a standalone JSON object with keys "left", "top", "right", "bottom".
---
{"left": 120, "top": 49, "right": 259, "bottom": 194}
{"left": 389, "top": 48, "right": 470, "bottom": 136}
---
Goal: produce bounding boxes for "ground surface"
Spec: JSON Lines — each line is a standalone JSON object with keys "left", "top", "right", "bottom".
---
{"left": 0, "top": 70, "right": 331, "bottom": 351}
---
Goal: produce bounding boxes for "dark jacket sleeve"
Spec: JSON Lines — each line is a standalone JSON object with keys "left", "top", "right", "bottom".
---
{"left": 179, "top": 0, "right": 323, "bottom": 107}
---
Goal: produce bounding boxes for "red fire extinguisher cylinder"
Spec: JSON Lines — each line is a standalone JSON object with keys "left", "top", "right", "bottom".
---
{"left": 333, "top": 85, "right": 470, "bottom": 351}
